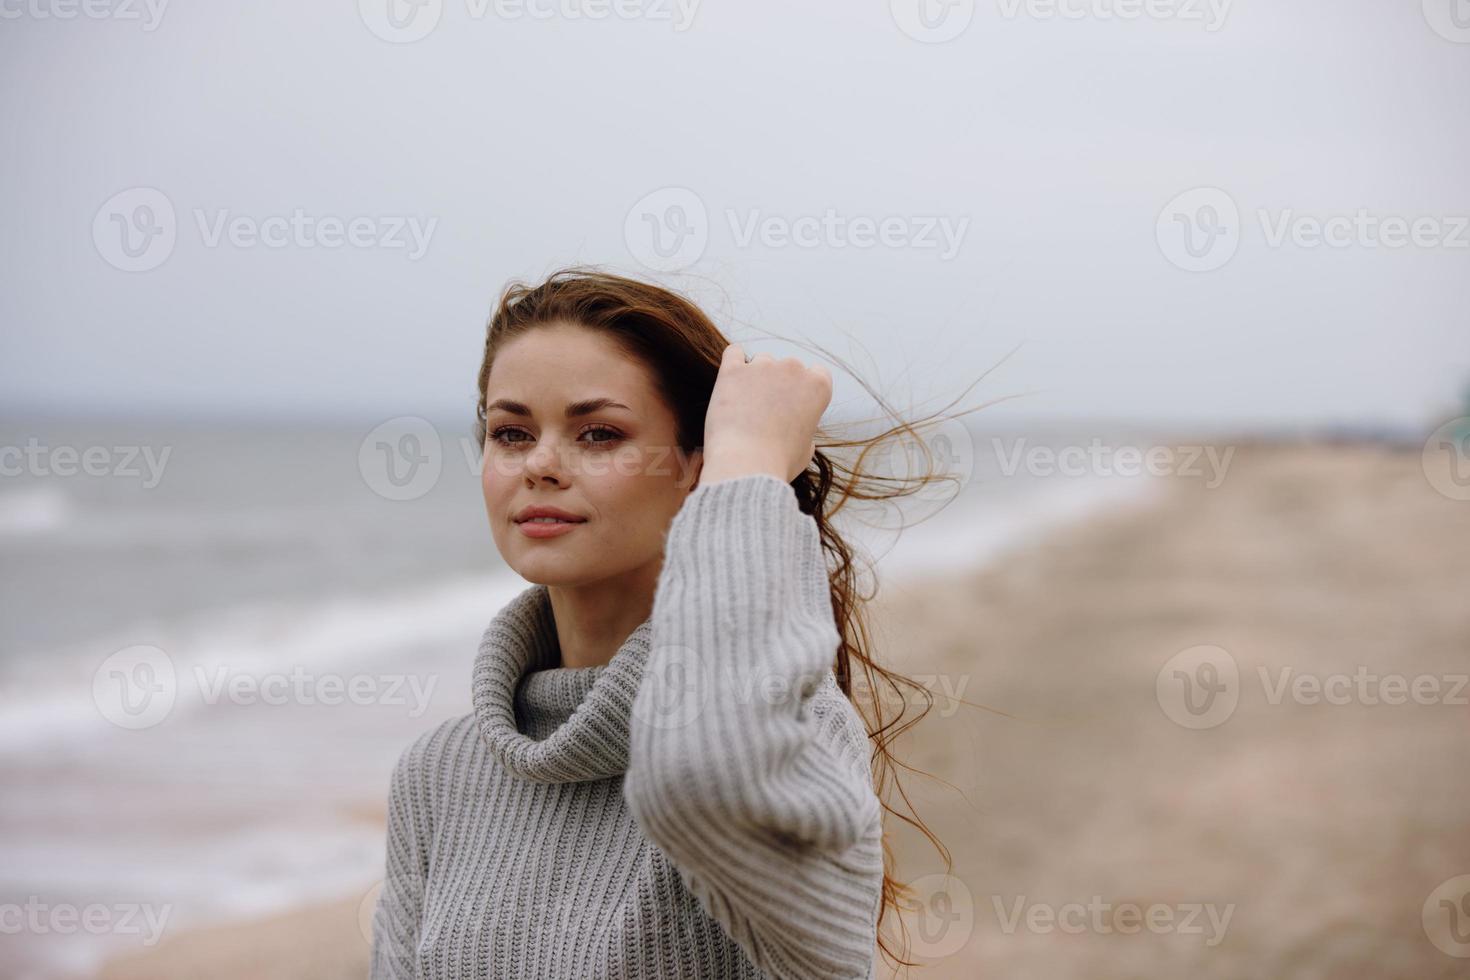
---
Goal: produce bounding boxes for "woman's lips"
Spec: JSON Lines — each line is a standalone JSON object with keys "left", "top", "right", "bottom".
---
{"left": 516, "top": 518, "right": 584, "bottom": 539}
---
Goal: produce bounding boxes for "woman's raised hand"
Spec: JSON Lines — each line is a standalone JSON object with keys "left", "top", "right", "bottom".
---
{"left": 697, "top": 343, "right": 832, "bottom": 488}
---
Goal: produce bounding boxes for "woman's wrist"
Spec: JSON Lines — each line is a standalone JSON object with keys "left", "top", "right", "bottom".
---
{"left": 697, "top": 451, "right": 788, "bottom": 488}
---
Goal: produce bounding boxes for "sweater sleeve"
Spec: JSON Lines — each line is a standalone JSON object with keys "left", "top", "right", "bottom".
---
{"left": 623, "top": 473, "right": 885, "bottom": 980}
{"left": 370, "top": 737, "right": 433, "bottom": 980}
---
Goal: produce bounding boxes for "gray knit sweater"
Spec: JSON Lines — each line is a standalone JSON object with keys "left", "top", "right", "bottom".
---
{"left": 369, "top": 473, "right": 886, "bottom": 979}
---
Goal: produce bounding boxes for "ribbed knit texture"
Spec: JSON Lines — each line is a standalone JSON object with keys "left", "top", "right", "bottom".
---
{"left": 369, "top": 473, "right": 885, "bottom": 979}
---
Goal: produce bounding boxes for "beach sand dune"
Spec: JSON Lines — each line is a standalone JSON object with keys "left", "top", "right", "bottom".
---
{"left": 870, "top": 443, "right": 1470, "bottom": 979}
{"left": 100, "top": 443, "right": 1470, "bottom": 979}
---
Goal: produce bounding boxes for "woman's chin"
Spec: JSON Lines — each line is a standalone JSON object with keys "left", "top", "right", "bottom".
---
{"left": 510, "top": 553, "right": 594, "bottom": 588}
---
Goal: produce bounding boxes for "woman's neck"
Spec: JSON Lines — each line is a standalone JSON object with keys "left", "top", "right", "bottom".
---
{"left": 544, "top": 563, "right": 659, "bottom": 669}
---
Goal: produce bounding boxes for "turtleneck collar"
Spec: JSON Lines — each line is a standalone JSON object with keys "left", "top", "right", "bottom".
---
{"left": 471, "top": 583, "right": 652, "bottom": 784}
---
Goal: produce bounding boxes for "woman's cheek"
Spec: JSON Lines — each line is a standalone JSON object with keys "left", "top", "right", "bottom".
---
{"left": 482, "top": 452, "right": 512, "bottom": 497}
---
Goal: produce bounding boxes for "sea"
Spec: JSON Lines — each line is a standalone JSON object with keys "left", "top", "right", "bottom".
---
{"left": 0, "top": 413, "right": 1166, "bottom": 977}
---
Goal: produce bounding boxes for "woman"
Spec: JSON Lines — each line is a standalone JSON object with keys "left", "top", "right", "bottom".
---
{"left": 370, "top": 269, "right": 955, "bottom": 979}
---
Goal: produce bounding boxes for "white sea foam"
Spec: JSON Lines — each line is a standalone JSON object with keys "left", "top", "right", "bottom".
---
{"left": 839, "top": 470, "right": 1162, "bottom": 578}
{"left": 0, "top": 474, "right": 1158, "bottom": 753}
{"left": 0, "top": 571, "right": 531, "bottom": 755}
{"left": 0, "top": 462, "right": 1164, "bottom": 979}
{"left": 0, "top": 485, "right": 71, "bottom": 536}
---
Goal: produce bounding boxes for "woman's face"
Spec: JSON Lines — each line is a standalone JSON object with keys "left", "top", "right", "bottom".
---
{"left": 481, "top": 322, "right": 702, "bottom": 588}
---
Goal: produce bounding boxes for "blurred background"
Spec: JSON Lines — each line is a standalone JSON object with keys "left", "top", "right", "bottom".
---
{"left": 2, "top": 2, "right": 1468, "bottom": 977}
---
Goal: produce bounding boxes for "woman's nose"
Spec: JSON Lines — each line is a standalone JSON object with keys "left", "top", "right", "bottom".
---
{"left": 525, "top": 436, "right": 568, "bottom": 478}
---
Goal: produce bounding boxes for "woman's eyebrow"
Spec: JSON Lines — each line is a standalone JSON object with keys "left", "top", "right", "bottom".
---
{"left": 486, "top": 397, "right": 633, "bottom": 418}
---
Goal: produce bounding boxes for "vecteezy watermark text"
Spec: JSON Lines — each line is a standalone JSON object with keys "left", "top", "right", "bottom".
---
{"left": 992, "top": 437, "right": 1234, "bottom": 488}
{"left": 0, "top": 897, "right": 172, "bottom": 947}
{"left": 0, "top": 438, "right": 171, "bottom": 488}
{"left": 0, "top": 0, "right": 168, "bottom": 29}
{"left": 192, "top": 664, "right": 439, "bottom": 717}
{"left": 1256, "top": 209, "right": 1470, "bottom": 251}
{"left": 1157, "top": 645, "right": 1470, "bottom": 729}
{"left": 358, "top": 416, "right": 712, "bottom": 501}
{"left": 632, "top": 647, "right": 975, "bottom": 732}
{"left": 93, "top": 188, "right": 438, "bottom": 272}
{"left": 193, "top": 209, "right": 436, "bottom": 258}
{"left": 881, "top": 874, "right": 1235, "bottom": 958}
{"left": 992, "top": 895, "right": 1234, "bottom": 946}
{"left": 357, "top": 0, "right": 701, "bottom": 43}
{"left": 1157, "top": 187, "right": 1470, "bottom": 272}
{"left": 994, "top": 0, "right": 1230, "bottom": 31}
{"left": 623, "top": 187, "right": 971, "bottom": 272}
{"left": 360, "top": 414, "right": 982, "bottom": 505}
{"left": 92, "top": 645, "right": 440, "bottom": 729}
{"left": 889, "top": 0, "right": 1231, "bottom": 43}
{"left": 726, "top": 209, "right": 970, "bottom": 260}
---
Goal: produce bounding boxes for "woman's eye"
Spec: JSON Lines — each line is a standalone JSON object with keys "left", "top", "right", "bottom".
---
{"left": 490, "top": 427, "right": 530, "bottom": 446}
{"left": 582, "top": 426, "right": 622, "bottom": 446}
{"left": 489, "top": 426, "right": 622, "bottom": 447}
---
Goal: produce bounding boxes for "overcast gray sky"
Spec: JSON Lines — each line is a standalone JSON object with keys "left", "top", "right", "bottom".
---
{"left": 2, "top": 0, "right": 1467, "bottom": 430}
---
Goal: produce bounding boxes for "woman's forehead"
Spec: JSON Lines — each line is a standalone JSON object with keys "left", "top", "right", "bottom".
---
{"left": 489, "top": 328, "right": 657, "bottom": 406}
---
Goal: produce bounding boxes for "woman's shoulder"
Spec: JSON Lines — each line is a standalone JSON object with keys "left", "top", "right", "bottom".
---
{"left": 387, "top": 712, "right": 481, "bottom": 796}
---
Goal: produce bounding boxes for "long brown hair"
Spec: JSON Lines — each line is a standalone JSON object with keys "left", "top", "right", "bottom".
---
{"left": 475, "top": 265, "right": 992, "bottom": 972}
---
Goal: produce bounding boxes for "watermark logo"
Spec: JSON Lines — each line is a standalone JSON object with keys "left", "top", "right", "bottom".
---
{"left": 1423, "top": 0, "right": 1470, "bottom": 43}
{"left": 1158, "top": 645, "right": 1468, "bottom": 729}
{"left": 1422, "top": 417, "right": 1470, "bottom": 501}
{"left": 851, "top": 670, "right": 972, "bottom": 719}
{"left": 624, "top": 187, "right": 971, "bottom": 272}
{"left": 477, "top": 438, "right": 703, "bottom": 484}
{"left": 0, "top": 0, "right": 169, "bottom": 30}
{"left": 1259, "top": 666, "right": 1467, "bottom": 708}
{"left": 1156, "top": 187, "right": 1239, "bottom": 272}
{"left": 894, "top": 0, "right": 1229, "bottom": 39}
{"left": 359, "top": 0, "right": 444, "bottom": 42}
{"left": 887, "top": 873, "right": 976, "bottom": 958}
{"left": 0, "top": 897, "right": 172, "bottom": 946}
{"left": 93, "top": 187, "right": 177, "bottom": 273}
{"left": 890, "top": 0, "right": 975, "bottom": 43}
{"left": 366, "top": 419, "right": 722, "bottom": 501}
{"left": 1160, "top": 187, "right": 1470, "bottom": 271}
{"left": 992, "top": 437, "right": 1234, "bottom": 488}
{"left": 359, "top": 0, "right": 699, "bottom": 42}
{"left": 1423, "top": 875, "right": 1470, "bottom": 958}
{"left": 631, "top": 645, "right": 847, "bottom": 732}
{"left": 359, "top": 416, "right": 444, "bottom": 501}
{"left": 193, "top": 209, "right": 437, "bottom": 258}
{"left": 492, "top": 0, "right": 700, "bottom": 29}
{"left": 358, "top": 879, "right": 384, "bottom": 944}
{"left": 992, "top": 895, "right": 1233, "bottom": 945}
{"left": 630, "top": 645, "right": 713, "bottom": 731}
{"left": 93, "top": 646, "right": 440, "bottom": 730}
{"left": 1257, "top": 209, "right": 1470, "bottom": 251}
{"left": 872, "top": 419, "right": 977, "bottom": 505}
{"left": 93, "top": 188, "right": 439, "bottom": 271}
{"left": 994, "top": 0, "right": 1231, "bottom": 31}
{"left": 726, "top": 209, "right": 969, "bottom": 261}
{"left": 1156, "top": 644, "right": 1238, "bottom": 729}
{"left": 0, "top": 437, "right": 172, "bottom": 488}
{"left": 624, "top": 187, "right": 709, "bottom": 272}
{"left": 358, "top": 872, "right": 425, "bottom": 973}
{"left": 93, "top": 645, "right": 177, "bottom": 730}
{"left": 193, "top": 665, "right": 438, "bottom": 718}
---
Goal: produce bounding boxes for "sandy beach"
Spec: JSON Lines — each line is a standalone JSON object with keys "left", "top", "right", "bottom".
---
{"left": 97, "top": 442, "right": 1470, "bottom": 979}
